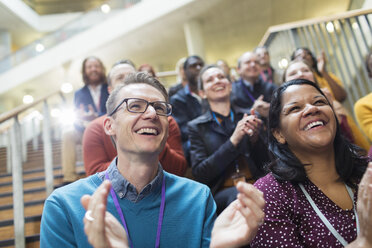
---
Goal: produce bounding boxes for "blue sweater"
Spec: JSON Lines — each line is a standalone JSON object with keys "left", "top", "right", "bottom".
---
{"left": 40, "top": 172, "right": 216, "bottom": 247}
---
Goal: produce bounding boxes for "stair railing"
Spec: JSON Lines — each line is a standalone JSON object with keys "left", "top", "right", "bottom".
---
{"left": 0, "top": 90, "right": 65, "bottom": 248}
{"left": 259, "top": 8, "right": 372, "bottom": 111}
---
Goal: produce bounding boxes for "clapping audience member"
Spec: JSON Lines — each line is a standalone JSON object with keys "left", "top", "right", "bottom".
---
{"left": 251, "top": 79, "right": 370, "bottom": 247}
{"left": 284, "top": 60, "right": 370, "bottom": 151}
{"left": 41, "top": 72, "right": 265, "bottom": 247}
{"left": 188, "top": 65, "right": 270, "bottom": 214}
{"left": 62, "top": 56, "right": 109, "bottom": 184}
{"left": 83, "top": 60, "right": 187, "bottom": 176}
{"left": 291, "top": 47, "right": 347, "bottom": 102}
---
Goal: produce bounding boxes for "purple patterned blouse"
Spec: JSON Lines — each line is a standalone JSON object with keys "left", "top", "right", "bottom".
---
{"left": 251, "top": 173, "right": 358, "bottom": 248}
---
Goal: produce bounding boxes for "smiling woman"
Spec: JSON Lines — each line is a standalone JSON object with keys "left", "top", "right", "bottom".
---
{"left": 250, "top": 79, "right": 369, "bottom": 248}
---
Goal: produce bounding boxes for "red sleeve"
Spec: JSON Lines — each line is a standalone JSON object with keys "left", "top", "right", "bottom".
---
{"left": 158, "top": 116, "right": 188, "bottom": 176}
{"left": 82, "top": 116, "right": 117, "bottom": 175}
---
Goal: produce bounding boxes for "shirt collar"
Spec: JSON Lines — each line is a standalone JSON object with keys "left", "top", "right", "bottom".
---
{"left": 99, "top": 157, "right": 164, "bottom": 203}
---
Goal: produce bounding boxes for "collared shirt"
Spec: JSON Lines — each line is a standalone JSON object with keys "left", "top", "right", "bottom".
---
{"left": 88, "top": 84, "right": 102, "bottom": 110}
{"left": 98, "top": 157, "right": 164, "bottom": 203}
{"left": 242, "top": 79, "right": 255, "bottom": 92}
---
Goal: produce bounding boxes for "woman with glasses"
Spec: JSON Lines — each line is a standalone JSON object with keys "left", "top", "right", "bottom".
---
{"left": 187, "top": 65, "right": 270, "bottom": 214}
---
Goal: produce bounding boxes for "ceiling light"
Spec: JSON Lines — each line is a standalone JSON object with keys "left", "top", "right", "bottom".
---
{"left": 352, "top": 22, "right": 359, "bottom": 30}
{"left": 23, "top": 95, "right": 34, "bottom": 104}
{"left": 326, "top": 22, "right": 335, "bottom": 33}
{"left": 61, "top": 83, "right": 73, "bottom": 93}
{"left": 35, "top": 43, "right": 45, "bottom": 52}
{"left": 278, "top": 58, "right": 288, "bottom": 69}
{"left": 101, "top": 4, "right": 111, "bottom": 13}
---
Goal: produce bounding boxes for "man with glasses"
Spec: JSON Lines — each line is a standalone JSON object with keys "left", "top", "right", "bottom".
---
{"left": 82, "top": 60, "right": 187, "bottom": 176}
{"left": 40, "top": 72, "right": 265, "bottom": 247}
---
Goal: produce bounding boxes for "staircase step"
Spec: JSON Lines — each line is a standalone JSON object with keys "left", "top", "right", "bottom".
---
{"left": 0, "top": 219, "right": 41, "bottom": 241}
{"left": 0, "top": 203, "right": 44, "bottom": 222}
{"left": 0, "top": 191, "right": 46, "bottom": 207}
{"left": 0, "top": 234, "right": 40, "bottom": 248}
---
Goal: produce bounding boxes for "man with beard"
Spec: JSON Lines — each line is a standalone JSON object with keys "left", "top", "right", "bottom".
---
{"left": 62, "top": 56, "right": 109, "bottom": 184}
{"left": 170, "top": 55, "right": 205, "bottom": 163}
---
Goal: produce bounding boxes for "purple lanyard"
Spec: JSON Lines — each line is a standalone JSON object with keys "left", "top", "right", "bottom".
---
{"left": 105, "top": 171, "right": 166, "bottom": 248}
{"left": 240, "top": 81, "right": 256, "bottom": 103}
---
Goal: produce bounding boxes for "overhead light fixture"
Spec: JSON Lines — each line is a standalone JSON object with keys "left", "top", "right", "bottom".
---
{"left": 101, "top": 4, "right": 111, "bottom": 13}
{"left": 23, "top": 95, "right": 34, "bottom": 104}
{"left": 326, "top": 22, "right": 335, "bottom": 33}
{"left": 278, "top": 58, "right": 288, "bottom": 69}
{"left": 61, "top": 83, "right": 73, "bottom": 93}
{"left": 35, "top": 43, "right": 45, "bottom": 52}
{"left": 352, "top": 22, "right": 359, "bottom": 30}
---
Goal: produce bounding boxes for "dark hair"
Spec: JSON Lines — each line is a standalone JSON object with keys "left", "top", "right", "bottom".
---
{"left": 138, "top": 64, "right": 156, "bottom": 77}
{"left": 268, "top": 79, "right": 367, "bottom": 187}
{"left": 106, "top": 72, "right": 169, "bottom": 116}
{"left": 197, "top": 64, "right": 223, "bottom": 91}
{"left": 290, "top": 48, "right": 321, "bottom": 77}
{"left": 81, "top": 56, "right": 107, "bottom": 85}
{"left": 107, "top": 59, "right": 136, "bottom": 87}
{"left": 183, "top": 55, "right": 204, "bottom": 70}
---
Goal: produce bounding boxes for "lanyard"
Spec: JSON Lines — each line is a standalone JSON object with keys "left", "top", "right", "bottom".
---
{"left": 211, "top": 110, "right": 234, "bottom": 126}
{"left": 105, "top": 171, "right": 166, "bottom": 248}
{"left": 299, "top": 183, "right": 359, "bottom": 246}
{"left": 240, "top": 81, "right": 256, "bottom": 103}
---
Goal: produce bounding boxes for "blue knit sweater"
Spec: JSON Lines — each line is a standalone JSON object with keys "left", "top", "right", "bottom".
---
{"left": 40, "top": 171, "right": 216, "bottom": 247}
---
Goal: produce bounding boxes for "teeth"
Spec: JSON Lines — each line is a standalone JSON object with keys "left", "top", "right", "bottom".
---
{"left": 136, "top": 128, "right": 158, "bottom": 135}
{"left": 304, "top": 121, "right": 324, "bottom": 131}
{"left": 215, "top": 87, "right": 224, "bottom": 91}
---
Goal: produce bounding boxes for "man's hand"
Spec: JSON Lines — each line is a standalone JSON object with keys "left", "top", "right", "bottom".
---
{"left": 252, "top": 95, "right": 270, "bottom": 118}
{"left": 81, "top": 180, "right": 128, "bottom": 248}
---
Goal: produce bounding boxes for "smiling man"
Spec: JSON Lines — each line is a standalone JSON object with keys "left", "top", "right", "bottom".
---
{"left": 40, "top": 72, "right": 217, "bottom": 247}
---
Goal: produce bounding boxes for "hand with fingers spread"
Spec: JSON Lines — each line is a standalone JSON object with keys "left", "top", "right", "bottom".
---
{"left": 210, "top": 182, "right": 265, "bottom": 248}
{"left": 81, "top": 180, "right": 128, "bottom": 248}
{"left": 252, "top": 95, "right": 270, "bottom": 118}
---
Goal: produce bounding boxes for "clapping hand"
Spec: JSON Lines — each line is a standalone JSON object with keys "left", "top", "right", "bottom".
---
{"left": 81, "top": 180, "right": 128, "bottom": 248}
{"left": 210, "top": 182, "right": 265, "bottom": 248}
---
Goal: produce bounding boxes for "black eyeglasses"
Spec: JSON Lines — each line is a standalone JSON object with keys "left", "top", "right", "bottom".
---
{"left": 109, "top": 98, "right": 172, "bottom": 116}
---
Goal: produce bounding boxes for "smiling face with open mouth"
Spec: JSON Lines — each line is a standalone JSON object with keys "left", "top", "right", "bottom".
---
{"left": 108, "top": 83, "right": 169, "bottom": 157}
{"left": 201, "top": 67, "right": 231, "bottom": 102}
{"left": 273, "top": 84, "right": 337, "bottom": 156}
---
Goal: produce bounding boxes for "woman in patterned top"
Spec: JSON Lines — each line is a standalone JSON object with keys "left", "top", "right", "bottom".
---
{"left": 251, "top": 79, "right": 372, "bottom": 247}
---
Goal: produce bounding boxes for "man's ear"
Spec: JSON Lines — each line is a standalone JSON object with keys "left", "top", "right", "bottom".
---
{"left": 103, "top": 116, "right": 115, "bottom": 136}
{"left": 272, "top": 129, "right": 286, "bottom": 144}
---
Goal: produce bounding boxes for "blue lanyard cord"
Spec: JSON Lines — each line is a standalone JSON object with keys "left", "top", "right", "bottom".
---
{"left": 212, "top": 110, "right": 234, "bottom": 126}
{"left": 299, "top": 183, "right": 359, "bottom": 246}
{"left": 105, "top": 171, "right": 166, "bottom": 248}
